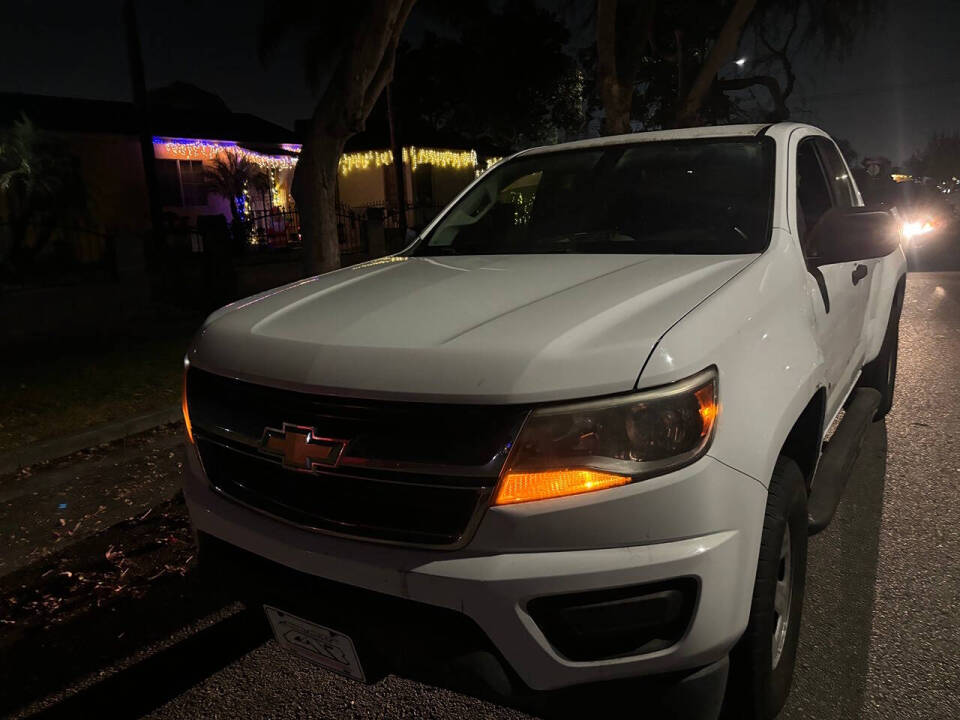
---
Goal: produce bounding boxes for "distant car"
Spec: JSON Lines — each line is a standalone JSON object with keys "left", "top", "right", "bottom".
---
{"left": 181, "top": 123, "right": 906, "bottom": 719}
{"left": 862, "top": 179, "right": 956, "bottom": 263}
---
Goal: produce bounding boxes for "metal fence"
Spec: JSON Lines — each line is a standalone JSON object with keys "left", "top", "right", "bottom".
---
{"left": 373, "top": 203, "right": 444, "bottom": 232}
{"left": 242, "top": 206, "right": 369, "bottom": 255}
{"left": 159, "top": 199, "right": 448, "bottom": 263}
{"left": 247, "top": 209, "right": 301, "bottom": 250}
{"left": 380, "top": 203, "right": 444, "bottom": 253}
{"left": 0, "top": 221, "right": 118, "bottom": 287}
{"left": 335, "top": 204, "right": 368, "bottom": 254}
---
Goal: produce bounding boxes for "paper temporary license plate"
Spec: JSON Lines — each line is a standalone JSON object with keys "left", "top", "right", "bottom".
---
{"left": 264, "top": 605, "right": 366, "bottom": 682}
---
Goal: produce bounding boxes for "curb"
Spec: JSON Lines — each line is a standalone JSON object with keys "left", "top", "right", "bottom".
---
{"left": 0, "top": 407, "right": 183, "bottom": 475}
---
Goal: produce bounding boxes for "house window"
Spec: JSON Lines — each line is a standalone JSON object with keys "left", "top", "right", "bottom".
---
{"left": 156, "top": 159, "right": 181, "bottom": 206}
{"left": 413, "top": 165, "right": 434, "bottom": 206}
{"left": 179, "top": 160, "right": 207, "bottom": 206}
{"left": 156, "top": 158, "right": 208, "bottom": 207}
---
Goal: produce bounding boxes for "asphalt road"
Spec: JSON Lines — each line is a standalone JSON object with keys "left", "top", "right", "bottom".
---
{"left": 781, "top": 271, "right": 960, "bottom": 719}
{"left": 3, "top": 272, "right": 959, "bottom": 719}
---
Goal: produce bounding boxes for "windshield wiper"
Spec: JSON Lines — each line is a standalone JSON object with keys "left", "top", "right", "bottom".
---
{"left": 533, "top": 229, "right": 622, "bottom": 246}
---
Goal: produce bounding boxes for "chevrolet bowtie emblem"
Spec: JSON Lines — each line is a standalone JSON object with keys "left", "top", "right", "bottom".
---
{"left": 259, "top": 424, "right": 346, "bottom": 471}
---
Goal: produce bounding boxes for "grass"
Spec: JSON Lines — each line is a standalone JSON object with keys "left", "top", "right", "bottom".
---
{"left": 1, "top": 323, "right": 196, "bottom": 454}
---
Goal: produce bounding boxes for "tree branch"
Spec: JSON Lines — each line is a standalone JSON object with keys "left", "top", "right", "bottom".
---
{"left": 361, "top": 0, "right": 416, "bottom": 118}
{"left": 756, "top": 3, "right": 798, "bottom": 103}
{"left": 676, "top": 0, "right": 757, "bottom": 126}
{"left": 719, "top": 74, "right": 787, "bottom": 121}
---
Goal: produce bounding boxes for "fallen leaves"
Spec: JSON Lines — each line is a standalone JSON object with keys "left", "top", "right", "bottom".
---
{"left": 0, "top": 494, "right": 196, "bottom": 635}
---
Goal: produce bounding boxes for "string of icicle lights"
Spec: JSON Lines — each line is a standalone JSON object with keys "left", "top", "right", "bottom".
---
{"left": 337, "top": 147, "right": 478, "bottom": 175}
{"left": 154, "top": 137, "right": 298, "bottom": 170}
{"left": 154, "top": 137, "right": 479, "bottom": 176}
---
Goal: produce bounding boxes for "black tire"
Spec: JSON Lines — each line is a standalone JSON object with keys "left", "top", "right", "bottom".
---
{"left": 858, "top": 290, "right": 903, "bottom": 419}
{"left": 724, "top": 458, "right": 808, "bottom": 720}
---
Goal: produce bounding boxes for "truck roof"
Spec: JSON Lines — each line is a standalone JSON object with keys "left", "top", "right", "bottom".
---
{"left": 521, "top": 122, "right": 814, "bottom": 157}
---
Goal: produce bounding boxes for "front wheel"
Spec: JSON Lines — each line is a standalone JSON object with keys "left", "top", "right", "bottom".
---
{"left": 859, "top": 289, "right": 903, "bottom": 419}
{"left": 724, "top": 457, "right": 808, "bottom": 719}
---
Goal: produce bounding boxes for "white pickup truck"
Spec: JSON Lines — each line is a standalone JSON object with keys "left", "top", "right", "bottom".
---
{"left": 182, "top": 123, "right": 906, "bottom": 719}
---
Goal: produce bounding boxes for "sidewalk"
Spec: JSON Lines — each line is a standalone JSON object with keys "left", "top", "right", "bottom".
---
{"left": 0, "top": 424, "right": 186, "bottom": 578}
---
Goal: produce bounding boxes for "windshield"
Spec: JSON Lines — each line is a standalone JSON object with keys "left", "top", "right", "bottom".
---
{"left": 410, "top": 138, "right": 774, "bottom": 257}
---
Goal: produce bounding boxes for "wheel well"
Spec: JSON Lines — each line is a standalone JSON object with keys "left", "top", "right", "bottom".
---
{"left": 780, "top": 389, "right": 826, "bottom": 489}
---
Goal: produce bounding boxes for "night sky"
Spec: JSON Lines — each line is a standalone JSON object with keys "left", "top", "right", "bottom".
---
{"left": 1, "top": 0, "right": 958, "bottom": 163}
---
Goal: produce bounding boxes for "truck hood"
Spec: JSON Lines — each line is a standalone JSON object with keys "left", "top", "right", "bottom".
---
{"left": 190, "top": 253, "right": 755, "bottom": 404}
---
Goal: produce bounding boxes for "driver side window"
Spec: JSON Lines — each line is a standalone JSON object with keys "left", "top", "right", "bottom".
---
{"left": 796, "top": 139, "right": 833, "bottom": 257}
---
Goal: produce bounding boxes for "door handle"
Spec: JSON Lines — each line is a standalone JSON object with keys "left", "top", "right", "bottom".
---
{"left": 852, "top": 264, "right": 868, "bottom": 286}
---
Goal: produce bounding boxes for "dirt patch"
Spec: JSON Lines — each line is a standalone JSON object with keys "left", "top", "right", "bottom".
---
{"left": 1, "top": 493, "right": 194, "bottom": 642}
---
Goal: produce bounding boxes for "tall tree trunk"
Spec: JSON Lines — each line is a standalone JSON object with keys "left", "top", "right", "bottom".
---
{"left": 596, "top": 0, "right": 656, "bottom": 136}
{"left": 596, "top": 0, "right": 632, "bottom": 135}
{"left": 294, "top": 133, "right": 344, "bottom": 275}
{"left": 122, "top": 0, "right": 161, "bottom": 259}
{"left": 675, "top": 0, "right": 757, "bottom": 127}
{"left": 386, "top": 83, "right": 407, "bottom": 240}
{"left": 292, "top": 0, "right": 416, "bottom": 276}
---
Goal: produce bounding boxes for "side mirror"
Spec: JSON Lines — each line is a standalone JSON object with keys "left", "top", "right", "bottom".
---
{"left": 807, "top": 206, "right": 901, "bottom": 266}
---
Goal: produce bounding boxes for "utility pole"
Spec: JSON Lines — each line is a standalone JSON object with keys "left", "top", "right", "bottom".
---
{"left": 123, "top": 0, "right": 162, "bottom": 256}
{"left": 386, "top": 83, "right": 407, "bottom": 239}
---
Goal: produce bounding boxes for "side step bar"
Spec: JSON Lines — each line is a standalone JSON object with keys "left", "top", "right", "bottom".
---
{"left": 807, "top": 388, "right": 881, "bottom": 535}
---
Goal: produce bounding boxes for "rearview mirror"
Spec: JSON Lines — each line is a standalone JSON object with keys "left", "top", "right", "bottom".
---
{"left": 807, "top": 207, "right": 901, "bottom": 266}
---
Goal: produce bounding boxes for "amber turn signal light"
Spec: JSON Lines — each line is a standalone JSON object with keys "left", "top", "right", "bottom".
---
{"left": 493, "top": 469, "right": 631, "bottom": 506}
{"left": 182, "top": 372, "right": 195, "bottom": 444}
{"left": 695, "top": 384, "right": 718, "bottom": 437}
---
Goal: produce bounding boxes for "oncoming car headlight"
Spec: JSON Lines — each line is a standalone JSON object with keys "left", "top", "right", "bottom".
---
{"left": 902, "top": 219, "right": 935, "bottom": 240}
{"left": 494, "top": 367, "right": 718, "bottom": 505}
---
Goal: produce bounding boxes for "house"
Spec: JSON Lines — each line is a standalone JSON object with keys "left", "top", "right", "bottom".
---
{"left": 0, "top": 93, "right": 152, "bottom": 269}
{"left": 152, "top": 135, "right": 301, "bottom": 249}
{"left": 0, "top": 90, "right": 501, "bottom": 341}
{"left": 337, "top": 141, "right": 479, "bottom": 229}
{"left": 0, "top": 91, "right": 303, "bottom": 265}
{"left": 1, "top": 90, "right": 501, "bottom": 277}
{"left": 332, "top": 123, "right": 503, "bottom": 232}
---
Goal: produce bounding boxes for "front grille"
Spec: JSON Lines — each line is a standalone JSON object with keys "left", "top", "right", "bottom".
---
{"left": 187, "top": 368, "right": 528, "bottom": 547}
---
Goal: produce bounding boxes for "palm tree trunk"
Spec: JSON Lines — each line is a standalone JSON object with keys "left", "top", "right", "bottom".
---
{"left": 293, "top": 133, "right": 345, "bottom": 275}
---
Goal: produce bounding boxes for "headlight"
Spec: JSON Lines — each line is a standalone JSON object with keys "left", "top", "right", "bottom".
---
{"left": 494, "top": 367, "right": 718, "bottom": 505}
{"left": 902, "top": 219, "right": 934, "bottom": 240}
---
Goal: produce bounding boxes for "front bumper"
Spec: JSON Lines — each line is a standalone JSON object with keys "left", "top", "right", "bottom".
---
{"left": 183, "top": 446, "right": 766, "bottom": 692}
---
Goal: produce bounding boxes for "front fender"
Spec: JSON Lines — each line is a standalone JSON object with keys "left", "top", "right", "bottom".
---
{"left": 862, "top": 247, "right": 907, "bottom": 365}
{"left": 638, "top": 230, "right": 825, "bottom": 488}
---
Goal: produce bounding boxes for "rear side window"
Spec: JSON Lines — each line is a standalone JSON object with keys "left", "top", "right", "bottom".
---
{"left": 796, "top": 139, "right": 832, "bottom": 247}
{"left": 814, "top": 138, "right": 856, "bottom": 208}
